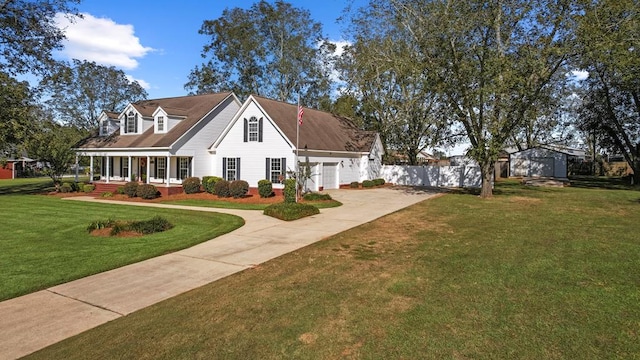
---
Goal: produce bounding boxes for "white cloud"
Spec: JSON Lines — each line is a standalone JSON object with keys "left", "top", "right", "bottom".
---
{"left": 329, "top": 40, "right": 351, "bottom": 57}
{"left": 55, "top": 13, "right": 154, "bottom": 70}
{"left": 569, "top": 70, "right": 589, "bottom": 81}
{"left": 125, "top": 75, "right": 150, "bottom": 90}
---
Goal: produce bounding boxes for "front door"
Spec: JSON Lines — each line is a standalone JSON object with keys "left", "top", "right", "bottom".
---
{"left": 139, "top": 157, "right": 147, "bottom": 182}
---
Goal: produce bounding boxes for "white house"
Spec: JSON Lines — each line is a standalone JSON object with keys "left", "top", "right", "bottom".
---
{"left": 212, "top": 95, "right": 384, "bottom": 191}
{"left": 75, "top": 92, "right": 241, "bottom": 195}
{"left": 510, "top": 147, "right": 569, "bottom": 178}
{"left": 75, "top": 93, "right": 384, "bottom": 194}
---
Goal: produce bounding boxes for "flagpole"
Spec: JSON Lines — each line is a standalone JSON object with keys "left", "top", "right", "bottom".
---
{"left": 295, "top": 94, "right": 300, "bottom": 203}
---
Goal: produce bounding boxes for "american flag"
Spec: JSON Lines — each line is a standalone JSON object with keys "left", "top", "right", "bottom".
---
{"left": 297, "top": 104, "right": 304, "bottom": 126}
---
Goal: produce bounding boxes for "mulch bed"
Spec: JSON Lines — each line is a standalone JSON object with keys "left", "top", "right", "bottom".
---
{"left": 90, "top": 228, "right": 142, "bottom": 238}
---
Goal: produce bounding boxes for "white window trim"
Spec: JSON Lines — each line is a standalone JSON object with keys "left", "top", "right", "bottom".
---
{"left": 124, "top": 111, "right": 137, "bottom": 134}
{"left": 248, "top": 116, "right": 259, "bottom": 142}
{"left": 178, "top": 157, "right": 190, "bottom": 180}
{"left": 156, "top": 115, "right": 166, "bottom": 133}
{"left": 226, "top": 158, "right": 237, "bottom": 181}
{"left": 270, "top": 158, "right": 282, "bottom": 183}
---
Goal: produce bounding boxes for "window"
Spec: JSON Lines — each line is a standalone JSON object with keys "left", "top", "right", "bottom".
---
{"left": 121, "top": 157, "right": 129, "bottom": 179}
{"left": 178, "top": 157, "right": 190, "bottom": 180}
{"left": 243, "top": 117, "right": 262, "bottom": 142}
{"left": 266, "top": 157, "right": 286, "bottom": 184}
{"left": 157, "top": 116, "right": 165, "bottom": 132}
{"left": 156, "top": 157, "right": 166, "bottom": 180}
{"left": 225, "top": 158, "right": 237, "bottom": 181}
{"left": 125, "top": 111, "right": 137, "bottom": 133}
{"left": 101, "top": 121, "right": 109, "bottom": 136}
{"left": 248, "top": 117, "right": 258, "bottom": 142}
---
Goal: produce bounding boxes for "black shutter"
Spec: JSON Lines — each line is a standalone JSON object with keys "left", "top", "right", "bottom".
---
{"left": 109, "top": 157, "right": 114, "bottom": 177}
{"left": 120, "top": 157, "right": 124, "bottom": 176}
{"left": 135, "top": 113, "right": 139, "bottom": 133}
{"left": 154, "top": 157, "right": 158, "bottom": 178}
{"left": 236, "top": 157, "right": 241, "bottom": 180}
{"left": 189, "top": 157, "right": 192, "bottom": 177}
{"left": 243, "top": 118, "right": 248, "bottom": 142}
{"left": 265, "top": 158, "right": 270, "bottom": 180}
{"left": 222, "top": 157, "right": 227, "bottom": 181}
{"left": 258, "top": 117, "right": 263, "bottom": 142}
{"left": 281, "top": 158, "right": 287, "bottom": 178}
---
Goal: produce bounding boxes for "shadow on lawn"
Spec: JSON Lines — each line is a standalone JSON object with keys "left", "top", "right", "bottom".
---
{"left": 568, "top": 175, "right": 639, "bottom": 191}
{"left": 0, "top": 180, "right": 55, "bottom": 195}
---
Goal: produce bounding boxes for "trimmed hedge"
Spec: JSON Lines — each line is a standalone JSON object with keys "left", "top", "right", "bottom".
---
{"left": 137, "top": 184, "right": 159, "bottom": 199}
{"left": 303, "top": 192, "right": 333, "bottom": 201}
{"left": 124, "top": 181, "right": 139, "bottom": 198}
{"left": 350, "top": 181, "right": 359, "bottom": 189}
{"left": 362, "top": 180, "right": 375, "bottom": 188}
{"left": 229, "top": 180, "right": 249, "bottom": 198}
{"left": 263, "top": 202, "right": 320, "bottom": 221}
{"left": 214, "top": 179, "right": 231, "bottom": 197}
{"left": 258, "top": 179, "right": 273, "bottom": 198}
{"left": 202, "top": 176, "right": 222, "bottom": 194}
{"left": 83, "top": 184, "right": 95, "bottom": 193}
{"left": 182, "top": 177, "right": 201, "bottom": 194}
{"left": 60, "top": 183, "right": 73, "bottom": 193}
{"left": 373, "top": 178, "right": 386, "bottom": 186}
{"left": 283, "top": 178, "right": 296, "bottom": 203}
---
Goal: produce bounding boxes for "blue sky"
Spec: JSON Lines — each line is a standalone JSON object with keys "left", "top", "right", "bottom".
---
{"left": 54, "top": 0, "right": 365, "bottom": 99}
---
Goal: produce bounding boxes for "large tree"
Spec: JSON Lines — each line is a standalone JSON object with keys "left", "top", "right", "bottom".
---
{"left": 27, "top": 113, "right": 86, "bottom": 186}
{"left": 1, "top": 0, "right": 80, "bottom": 76}
{"left": 348, "top": 0, "right": 576, "bottom": 197}
{"left": 575, "top": 0, "right": 640, "bottom": 183}
{"left": 186, "top": 0, "right": 334, "bottom": 107}
{"left": 0, "top": 71, "right": 34, "bottom": 155}
{"left": 40, "top": 59, "right": 148, "bottom": 131}
{"left": 340, "top": 3, "right": 450, "bottom": 165}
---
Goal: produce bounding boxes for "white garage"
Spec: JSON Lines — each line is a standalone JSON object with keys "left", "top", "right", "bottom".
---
{"left": 322, "top": 163, "right": 338, "bottom": 189}
{"left": 510, "top": 147, "right": 568, "bottom": 178}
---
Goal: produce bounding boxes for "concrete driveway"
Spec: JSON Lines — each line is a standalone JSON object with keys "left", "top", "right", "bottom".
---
{"left": 0, "top": 186, "right": 437, "bottom": 359}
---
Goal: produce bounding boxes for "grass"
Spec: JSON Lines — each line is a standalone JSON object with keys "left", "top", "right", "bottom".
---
{"left": 25, "top": 179, "right": 640, "bottom": 359}
{"left": 0, "top": 177, "right": 56, "bottom": 194}
{"left": 0, "top": 195, "right": 244, "bottom": 301}
{"left": 165, "top": 198, "right": 342, "bottom": 210}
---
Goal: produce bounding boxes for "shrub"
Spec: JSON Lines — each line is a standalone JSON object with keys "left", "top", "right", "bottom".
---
{"left": 362, "top": 180, "right": 375, "bottom": 188}
{"left": 129, "top": 216, "right": 174, "bottom": 235}
{"left": 350, "top": 181, "right": 360, "bottom": 189}
{"left": 202, "top": 176, "right": 222, "bottom": 194}
{"left": 101, "top": 192, "right": 113, "bottom": 198}
{"left": 258, "top": 179, "right": 273, "bottom": 198}
{"left": 229, "top": 180, "right": 249, "bottom": 198}
{"left": 182, "top": 177, "right": 201, "bottom": 194}
{"left": 70, "top": 182, "right": 81, "bottom": 192}
{"left": 116, "top": 186, "right": 125, "bottom": 195}
{"left": 137, "top": 184, "right": 159, "bottom": 199}
{"left": 83, "top": 184, "right": 95, "bottom": 193}
{"left": 303, "top": 192, "right": 333, "bottom": 201}
{"left": 124, "top": 181, "right": 139, "bottom": 198}
{"left": 87, "top": 218, "right": 115, "bottom": 232}
{"left": 373, "top": 178, "right": 386, "bottom": 186}
{"left": 60, "top": 183, "right": 73, "bottom": 193}
{"left": 214, "top": 179, "right": 231, "bottom": 197}
{"left": 263, "top": 202, "right": 319, "bottom": 221}
{"left": 283, "top": 178, "right": 296, "bottom": 203}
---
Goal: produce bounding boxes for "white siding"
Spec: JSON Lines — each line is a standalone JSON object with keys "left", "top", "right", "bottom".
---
{"left": 215, "top": 102, "right": 294, "bottom": 188}
{"left": 173, "top": 96, "right": 240, "bottom": 179}
{"left": 510, "top": 148, "right": 567, "bottom": 178}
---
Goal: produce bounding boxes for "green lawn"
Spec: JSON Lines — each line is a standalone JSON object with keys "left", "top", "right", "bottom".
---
{"left": 165, "top": 198, "right": 342, "bottom": 210}
{"left": 0, "top": 195, "right": 244, "bottom": 301}
{"left": 26, "top": 179, "right": 640, "bottom": 359}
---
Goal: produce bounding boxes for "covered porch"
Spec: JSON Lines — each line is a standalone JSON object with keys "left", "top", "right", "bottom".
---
{"left": 77, "top": 152, "right": 196, "bottom": 196}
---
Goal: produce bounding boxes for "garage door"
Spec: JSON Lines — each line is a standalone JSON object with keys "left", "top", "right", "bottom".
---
{"left": 322, "top": 163, "right": 338, "bottom": 189}
{"left": 531, "top": 157, "right": 554, "bottom": 177}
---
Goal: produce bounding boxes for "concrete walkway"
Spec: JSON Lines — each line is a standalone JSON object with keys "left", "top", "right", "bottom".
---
{"left": 0, "top": 187, "right": 437, "bottom": 359}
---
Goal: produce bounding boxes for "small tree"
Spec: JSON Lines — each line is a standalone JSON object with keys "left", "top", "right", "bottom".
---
{"left": 283, "top": 178, "right": 296, "bottom": 203}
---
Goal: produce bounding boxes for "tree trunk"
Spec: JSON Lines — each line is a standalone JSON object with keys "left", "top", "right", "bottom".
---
{"left": 480, "top": 161, "right": 494, "bottom": 198}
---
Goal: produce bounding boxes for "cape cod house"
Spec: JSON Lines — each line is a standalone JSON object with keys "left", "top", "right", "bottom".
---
{"left": 74, "top": 93, "right": 383, "bottom": 195}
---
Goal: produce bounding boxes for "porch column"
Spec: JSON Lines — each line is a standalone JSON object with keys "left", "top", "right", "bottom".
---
{"left": 74, "top": 155, "right": 79, "bottom": 182}
{"left": 165, "top": 155, "right": 170, "bottom": 187}
{"left": 89, "top": 156, "right": 94, "bottom": 183}
{"left": 105, "top": 155, "right": 110, "bottom": 183}
{"left": 146, "top": 156, "right": 150, "bottom": 184}
{"left": 127, "top": 156, "right": 132, "bottom": 181}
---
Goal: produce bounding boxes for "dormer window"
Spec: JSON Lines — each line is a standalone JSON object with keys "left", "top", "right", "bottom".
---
{"left": 101, "top": 121, "right": 109, "bottom": 136}
{"left": 157, "top": 116, "right": 165, "bottom": 132}
{"left": 125, "top": 111, "right": 138, "bottom": 134}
